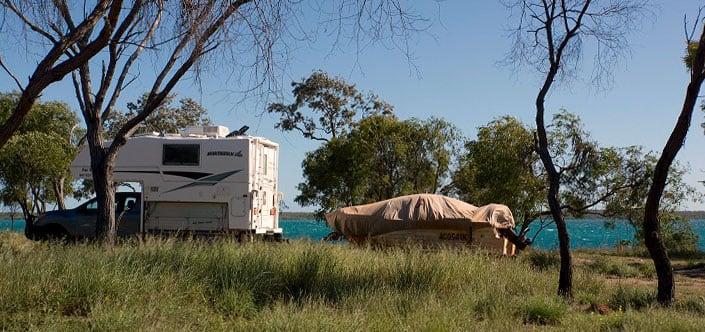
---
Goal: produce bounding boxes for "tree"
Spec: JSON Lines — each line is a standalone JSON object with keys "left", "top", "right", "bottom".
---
{"left": 61, "top": 1, "right": 424, "bottom": 245}
{"left": 268, "top": 70, "right": 394, "bottom": 142}
{"left": 642, "top": 14, "right": 705, "bottom": 305}
{"left": 104, "top": 94, "right": 212, "bottom": 137}
{"left": 446, "top": 116, "right": 545, "bottom": 230}
{"left": 296, "top": 114, "right": 460, "bottom": 218}
{"left": 0, "top": 1, "right": 125, "bottom": 148}
{"left": 447, "top": 111, "right": 678, "bottom": 245}
{"left": 66, "top": 1, "right": 290, "bottom": 245}
{"left": 601, "top": 147, "right": 701, "bottom": 256}
{"left": 0, "top": 92, "right": 79, "bottom": 218}
{"left": 503, "top": 0, "right": 649, "bottom": 299}
{"left": 3, "top": 2, "right": 429, "bottom": 245}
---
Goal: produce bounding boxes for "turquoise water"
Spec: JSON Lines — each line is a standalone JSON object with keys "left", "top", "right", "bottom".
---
{"left": 4, "top": 218, "right": 705, "bottom": 250}
{"left": 279, "top": 219, "right": 705, "bottom": 250}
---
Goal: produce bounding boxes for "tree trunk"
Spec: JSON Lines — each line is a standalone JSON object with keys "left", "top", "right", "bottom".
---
{"left": 91, "top": 156, "right": 117, "bottom": 245}
{"left": 644, "top": 73, "right": 703, "bottom": 305}
{"left": 644, "top": 23, "right": 705, "bottom": 306}
{"left": 53, "top": 178, "right": 66, "bottom": 210}
{"left": 535, "top": 65, "right": 573, "bottom": 299}
{"left": 86, "top": 118, "right": 118, "bottom": 245}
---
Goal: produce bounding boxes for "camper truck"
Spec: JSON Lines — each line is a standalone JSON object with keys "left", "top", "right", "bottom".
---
{"left": 61, "top": 125, "right": 282, "bottom": 240}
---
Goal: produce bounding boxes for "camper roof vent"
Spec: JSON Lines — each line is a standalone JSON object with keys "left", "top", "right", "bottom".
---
{"left": 184, "top": 126, "right": 230, "bottom": 138}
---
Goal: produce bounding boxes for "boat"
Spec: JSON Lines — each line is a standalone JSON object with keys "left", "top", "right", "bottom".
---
{"left": 324, "top": 194, "right": 530, "bottom": 254}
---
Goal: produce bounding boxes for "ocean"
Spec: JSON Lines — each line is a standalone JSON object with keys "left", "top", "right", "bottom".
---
{"left": 4, "top": 218, "right": 705, "bottom": 250}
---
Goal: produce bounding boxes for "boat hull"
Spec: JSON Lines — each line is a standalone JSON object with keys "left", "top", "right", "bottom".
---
{"left": 345, "top": 224, "right": 505, "bottom": 250}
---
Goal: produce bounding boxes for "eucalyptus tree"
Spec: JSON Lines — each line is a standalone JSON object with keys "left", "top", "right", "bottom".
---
{"left": 641, "top": 13, "right": 705, "bottom": 304}
{"left": 0, "top": 0, "right": 124, "bottom": 148}
{"left": 296, "top": 115, "right": 460, "bottom": 219}
{"left": 446, "top": 115, "right": 544, "bottom": 231}
{"left": 502, "top": 0, "right": 650, "bottom": 298}
{"left": 1, "top": 1, "right": 431, "bottom": 244}
{"left": 448, "top": 112, "right": 664, "bottom": 240}
{"left": 0, "top": 92, "right": 80, "bottom": 218}
{"left": 268, "top": 70, "right": 394, "bottom": 142}
{"left": 603, "top": 150, "right": 701, "bottom": 255}
{"left": 104, "top": 94, "right": 212, "bottom": 138}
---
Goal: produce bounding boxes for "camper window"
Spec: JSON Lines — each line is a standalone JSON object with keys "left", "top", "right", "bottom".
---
{"left": 163, "top": 144, "right": 200, "bottom": 166}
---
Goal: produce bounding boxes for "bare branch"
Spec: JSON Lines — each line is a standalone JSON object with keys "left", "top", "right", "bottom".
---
{"left": 0, "top": 54, "right": 24, "bottom": 91}
{"left": 70, "top": 71, "right": 86, "bottom": 114}
{"left": 3, "top": 0, "right": 58, "bottom": 43}
{"left": 100, "top": 1, "right": 154, "bottom": 120}
{"left": 55, "top": 0, "right": 75, "bottom": 31}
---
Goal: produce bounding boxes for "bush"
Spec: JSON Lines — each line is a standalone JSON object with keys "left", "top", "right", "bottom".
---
{"left": 587, "top": 256, "right": 641, "bottom": 278}
{"left": 676, "top": 296, "right": 705, "bottom": 314}
{"left": 609, "top": 286, "right": 656, "bottom": 311}
{"left": 521, "top": 297, "right": 566, "bottom": 326}
{"left": 633, "top": 214, "right": 702, "bottom": 258}
{"left": 523, "top": 250, "right": 560, "bottom": 271}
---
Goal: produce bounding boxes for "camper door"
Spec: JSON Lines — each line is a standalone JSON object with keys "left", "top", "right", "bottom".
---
{"left": 253, "top": 142, "right": 278, "bottom": 232}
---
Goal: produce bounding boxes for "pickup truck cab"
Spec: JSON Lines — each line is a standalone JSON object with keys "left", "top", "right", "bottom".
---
{"left": 28, "top": 192, "right": 141, "bottom": 240}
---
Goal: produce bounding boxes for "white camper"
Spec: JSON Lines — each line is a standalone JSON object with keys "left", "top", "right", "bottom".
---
{"left": 70, "top": 126, "right": 282, "bottom": 239}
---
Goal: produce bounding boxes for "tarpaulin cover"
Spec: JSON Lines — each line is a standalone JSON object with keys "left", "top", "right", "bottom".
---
{"left": 325, "top": 194, "right": 515, "bottom": 241}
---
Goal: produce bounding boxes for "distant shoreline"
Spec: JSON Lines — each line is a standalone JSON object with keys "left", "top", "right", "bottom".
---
{"left": 280, "top": 212, "right": 318, "bottom": 220}
{"left": 279, "top": 210, "right": 705, "bottom": 221}
{"left": 4, "top": 210, "right": 705, "bottom": 221}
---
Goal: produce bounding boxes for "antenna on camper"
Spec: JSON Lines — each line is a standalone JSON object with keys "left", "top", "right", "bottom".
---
{"left": 227, "top": 125, "right": 249, "bottom": 137}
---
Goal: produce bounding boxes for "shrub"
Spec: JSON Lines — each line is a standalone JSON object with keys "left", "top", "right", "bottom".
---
{"left": 523, "top": 250, "right": 560, "bottom": 271}
{"left": 587, "top": 256, "right": 641, "bottom": 278}
{"left": 633, "top": 214, "right": 702, "bottom": 258}
{"left": 521, "top": 297, "right": 566, "bottom": 326}
{"left": 609, "top": 286, "right": 656, "bottom": 311}
{"left": 676, "top": 296, "right": 705, "bottom": 314}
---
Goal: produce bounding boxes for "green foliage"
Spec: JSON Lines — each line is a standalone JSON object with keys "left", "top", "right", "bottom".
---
{"left": 448, "top": 110, "right": 703, "bottom": 245}
{"left": 295, "top": 114, "right": 461, "bottom": 216}
{"left": 609, "top": 286, "right": 656, "bottom": 311}
{"left": 684, "top": 40, "right": 699, "bottom": 71}
{"left": 268, "top": 70, "right": 393, "bottom": 142}
{"left": 0, "top": 92, "right": 80, "bottom": 216}
{"left": 104, "top": 93, "right": 212, "bottom": 137}
{"left": 445, "top": 115, "right": 544, "bottom": 225}
{"left": 654, "top": 214, "right": 700, "bottom": 257}
{"left": 522, "top": 250, "right": 560, "bottom": 271}
{"left": 522, "top": 297, "right": 567, "bottom": 325}
{"left": 587, "top": 256, "right": 643, "bottom": 278}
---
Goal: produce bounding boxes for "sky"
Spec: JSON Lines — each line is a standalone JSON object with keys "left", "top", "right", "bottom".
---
{"left": 2, "top": 1, "right": 705, "bottom": 211}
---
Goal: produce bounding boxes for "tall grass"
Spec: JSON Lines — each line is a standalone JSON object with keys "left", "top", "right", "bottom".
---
{"left": 1, "top": 231, "right": 704, "bottom": 331}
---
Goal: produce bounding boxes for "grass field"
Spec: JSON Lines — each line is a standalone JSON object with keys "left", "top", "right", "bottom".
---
{"left": 1, "top": 231, "right": 705, "bottom": 331}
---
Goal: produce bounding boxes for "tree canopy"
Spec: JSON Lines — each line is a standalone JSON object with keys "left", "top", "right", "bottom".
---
{"left": 0, "top": 92, "right": 79, "bottom": 218}
{"left": 104, "top": 94, "right": 212, "bottom": 138}
{"left": 447, "top": 110, "right": 700, "bottom": 248}
{"left": 296, "top": 114, "right": 460, "bottom": 218}
{"left": 268, "top": 70, "right": 394, "bottom": 142}
{"left": 446, "top": 116, "right": 544, "bottom": 227}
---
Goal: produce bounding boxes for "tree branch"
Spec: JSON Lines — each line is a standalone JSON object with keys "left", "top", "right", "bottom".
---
{"left": 0, "top": 54, "right": 24, "bottom": 91}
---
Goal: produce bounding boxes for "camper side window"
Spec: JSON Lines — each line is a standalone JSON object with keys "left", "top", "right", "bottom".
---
{"left": 163, "top": 144, "right": 200, "bottom": 166}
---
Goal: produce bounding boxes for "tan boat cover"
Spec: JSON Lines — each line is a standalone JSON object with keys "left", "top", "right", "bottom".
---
{"left": 325, "top": 194, "right": 515, "bottom": 241}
